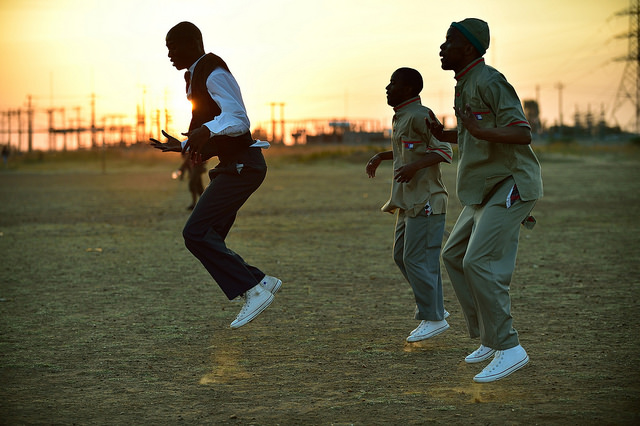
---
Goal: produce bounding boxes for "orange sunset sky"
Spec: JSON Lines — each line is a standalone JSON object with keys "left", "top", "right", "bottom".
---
{"left": 0, "top": 0, "right": 634, "bottom": 149}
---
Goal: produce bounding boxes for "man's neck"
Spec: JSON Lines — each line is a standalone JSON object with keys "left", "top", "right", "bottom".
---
{"left": 188, "top": 53, "right": 207, "bottom": 72}
{"left": 455, "top": 57, "right": 485, "bottom": 80}
{"left": 393, "top": 96, "right": 420, "bottom": 111}
{"left": 454, "top": 55, "right": 483, "bottom": 73}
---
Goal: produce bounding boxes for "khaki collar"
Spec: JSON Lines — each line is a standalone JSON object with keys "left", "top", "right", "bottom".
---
{"left": 393, "top": 96, "right": 421, "bottom": 113}
{"left": 455, "top": 58, "right": 484, "bottom": 81}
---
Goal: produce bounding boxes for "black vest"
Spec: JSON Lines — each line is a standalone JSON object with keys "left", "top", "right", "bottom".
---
{"left": 188, "top": 53, "right": 231, "bottom": 132}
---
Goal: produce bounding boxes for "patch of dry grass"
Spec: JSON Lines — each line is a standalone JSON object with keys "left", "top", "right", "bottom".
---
{"left": 1, "top": 145, "right": 639, "bottom": 424}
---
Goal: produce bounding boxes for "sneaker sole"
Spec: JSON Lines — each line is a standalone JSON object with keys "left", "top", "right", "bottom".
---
{"left": 229, "top": 294, "right": 275, "bottom": 329}
{"left": 406, "top": 323, "right": 450, "bottom": 342}
{"left": 465, "top": 349, "right": 497, "bottom": 364}
{"left": 473, "top": 355, "right": 529, "bottom": 383}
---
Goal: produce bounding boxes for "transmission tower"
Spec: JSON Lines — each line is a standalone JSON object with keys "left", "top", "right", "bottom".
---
{"left": 612, "top": 0, "right": 640, "bottom": 133}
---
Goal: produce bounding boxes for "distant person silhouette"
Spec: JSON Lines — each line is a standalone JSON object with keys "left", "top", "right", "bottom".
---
{"left": 177, "top": 153, "right": 206, "bottom": 210}
{"left": 2, "top": 145, "right": 8, "bottom": 167}
{"left": 428, "top": 18, "right": 543, "bottom": 383}
{"left": 366, "top": 68, "right": 453, "bottom": 343}
{"left": 150, "top": 21, "right": 281, "bottom": 329}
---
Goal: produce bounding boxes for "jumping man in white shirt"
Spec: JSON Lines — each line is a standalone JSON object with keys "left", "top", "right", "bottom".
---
{"left": 150, "top": 22, "right": 281, "bottom": 329}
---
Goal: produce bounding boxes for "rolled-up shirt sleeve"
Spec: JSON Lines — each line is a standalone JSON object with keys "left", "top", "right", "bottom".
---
{"left": 482, "top": 76, "right": 531, "bottom": 129}
{"left": 422, "top": 110, "right": 453, "bottom": 163}
{"left": 202, "top": 68, "right": 251, "bottom": 137}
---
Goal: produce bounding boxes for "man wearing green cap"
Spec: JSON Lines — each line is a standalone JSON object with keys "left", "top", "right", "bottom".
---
{"left": 428, "top": 18, "right": 543, "bottom": 383}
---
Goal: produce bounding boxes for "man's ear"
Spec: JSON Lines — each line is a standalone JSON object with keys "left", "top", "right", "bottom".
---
{"left": 464, "top": 42, "right": 481, "bottom": 59}
{"left": 402, "top": 85, "right": 414, "bottom": 99}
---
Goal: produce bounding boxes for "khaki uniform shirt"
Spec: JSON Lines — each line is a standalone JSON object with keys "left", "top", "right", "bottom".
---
{"left": 381, "top": 97, "right": 453, "bottom": 217}
{"left": 454, "top": 58, "right": 543, "bottom": 206}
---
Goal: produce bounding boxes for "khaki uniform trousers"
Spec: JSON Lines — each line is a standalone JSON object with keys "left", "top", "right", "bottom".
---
{"left": 393, "top": 210, "right": 447, "bottom": 321}
{"left": 442, "top": 177, "right": 535, "bottom": 350}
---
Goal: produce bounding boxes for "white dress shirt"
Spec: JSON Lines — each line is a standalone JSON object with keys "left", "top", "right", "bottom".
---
{"left": 182, "top": 54, "right": 269, "bottom": 149}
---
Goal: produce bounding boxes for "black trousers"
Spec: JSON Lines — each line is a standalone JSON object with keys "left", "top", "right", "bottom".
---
{"left": 182, "top": 147, "right": 267, "bottom": 300}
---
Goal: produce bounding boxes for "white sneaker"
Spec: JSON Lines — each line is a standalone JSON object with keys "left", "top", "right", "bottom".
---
{"left": 465, "top": 344, "right": 496, "bottom": 364}
{"left": 406, "top": 320, "right": 449, "bottom": 342}
{"left": 473, "top": 345, "right": 529, "bottom": 383}
{"left": 409, "top": 310, "right": 450, "bottom": 336}
{"left": 230, "top": 285, "right": 274, "bottom": 329}
{"left": 260, "top": 275, "right": 282, "bottom": 295}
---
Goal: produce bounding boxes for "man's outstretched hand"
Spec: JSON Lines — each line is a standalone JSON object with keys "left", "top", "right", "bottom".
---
{"left": 426, "top": 110, "right": 458, "bottom": 144}
{"left": 454, "top": 104, "right": 481, "bottom": 137}
{"left": 182, "top": 126, "right": 210, "bottom": 162}
{"left": 427, "top": 110, "right": 446, "bottom": 141}
{"left": 182, "top": 125, "right": 219, "bottom": 163}
{"left": 149, "top": 130, "right": 182, "bottom": 153}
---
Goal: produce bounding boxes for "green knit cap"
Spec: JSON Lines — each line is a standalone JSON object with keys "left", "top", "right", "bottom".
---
{"left": 451, "top": 18, "right": 490, "bottom": 56}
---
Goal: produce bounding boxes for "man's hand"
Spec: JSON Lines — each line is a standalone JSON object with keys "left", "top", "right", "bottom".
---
{"left": 426, "top": 110, "right": 458, "bottom": 144}
{"left": 182, "top": 126, "right": 211, "bottom": 164}
{"left": 455, "top": 104, "right": 532, "bottom": 145}
{"left": 366, "top": 154, "right": 382, "bottom": 178}
{"left": 454, "top": 104, "right": 482, "bottom": 137}
{"left": 149, "top": 130, "right": 182, "bottom": 153}
{"left": 394, "top": 162, "right": 420, "bottom": 183}
{"left": 427, "top": 110, "right": 445, "bottom": 141}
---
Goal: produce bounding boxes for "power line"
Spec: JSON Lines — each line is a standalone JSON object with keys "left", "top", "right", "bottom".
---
{"left": 611, "top": 0, "right": 640, "bottom": 132}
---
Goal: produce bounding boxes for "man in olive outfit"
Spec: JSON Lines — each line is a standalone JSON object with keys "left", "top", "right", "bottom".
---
{"left": 366, "top": 68, "right": 452, "bottom": 343}
{"left": 429, "top": 18, "right": 543, "bottom": 382}
{"left": 151, "top": 22, "right": 281, "bottom": 329}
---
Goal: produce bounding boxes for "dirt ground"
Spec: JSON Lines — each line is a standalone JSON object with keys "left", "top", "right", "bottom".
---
{"left": 0, "top": 146, "right": 639, "bottom": 425}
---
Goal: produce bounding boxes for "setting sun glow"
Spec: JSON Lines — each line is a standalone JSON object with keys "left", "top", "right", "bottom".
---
{"left": 0, "top": 0, "right": 633, "bottom": 150}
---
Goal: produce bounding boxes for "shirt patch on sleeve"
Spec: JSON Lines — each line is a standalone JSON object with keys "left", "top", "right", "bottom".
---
{"left": 402, "top": 140, "right": 422, "bottom": 149}
{"left": 473, "top": 111, "right": 490, "bottom": 121}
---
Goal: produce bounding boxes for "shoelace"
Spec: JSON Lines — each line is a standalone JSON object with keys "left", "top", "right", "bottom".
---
{"left": 236, "top": 294, "right": 250, "bottom": 315}
{"left": 485, "top": 351, "right": 504, "bottom": 371}
{"left": 476, "top": 345, "right": 492, "bottom": 355}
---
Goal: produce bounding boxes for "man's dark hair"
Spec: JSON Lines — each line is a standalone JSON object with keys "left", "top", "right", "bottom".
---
{"left": 395, "top": 67, "right": 423, "bottom": 96}
{"left": 168, "top": 21, "right": 204, "bottom": 49}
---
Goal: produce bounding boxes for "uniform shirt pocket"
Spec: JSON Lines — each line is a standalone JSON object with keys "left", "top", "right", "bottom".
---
{"left": 401, "top": 139, "right": 426, "bottom": 153}
{"left": 468, "top": 102, "right": 496, "bottom": 127}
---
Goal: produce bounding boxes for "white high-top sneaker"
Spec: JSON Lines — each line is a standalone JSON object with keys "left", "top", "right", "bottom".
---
{"left": 473, "top": 344, "right": 529, "bottom": 383}
{"left": 230, "top": 284, "right": 274, "bottom": 329}
{"left": 465, "top": 344, "right": 496, "bottom": 364}
{"left": 408, "top": 310, "right": 450, "bottom": 338}
{"left": 260, "top": 275, "right": 282, "bottom": 294}
{"left": 406, "top": 320, "right": 449, "bottom": 342}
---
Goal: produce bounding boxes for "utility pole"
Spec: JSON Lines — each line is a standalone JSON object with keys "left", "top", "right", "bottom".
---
{"left": 16, "top": 109, "right": 22, "bottom": 152}
{"left": 27, "top": 95, "right": 33, "bottom": 153}
{"left": 61, "top": 108, "right": 67, "bottom": 151}
{"left": 6, "top": 110, "right": 13, "bottom": 150}
{"left": 74, "top": 106, "right": 82, "bottom": 150}
{"left": 269, "top": 102, "right": 286, "bottom": 144}
{"left": 612, "top": 0, "right": 640, "bottom": 133}
{"left": 47, "top": 108, "right": 55, "bottom": 151}
{"left": 270, "top": 102, "right": 276, "bottom": 143}
{"left": 91, "top": 92, "right": 97, "bottom": 148}
{"left": 556, "top": 82, "right": 564, "bottom": 128}
{"left": 280, "top": 102, "right": 285, "bottom": 145}
{"left": 155, "top": 109, "right": 161, "bottom": 141}
{"left": 137, "top": 87, "right": 147, "bottom": 143}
